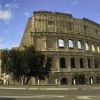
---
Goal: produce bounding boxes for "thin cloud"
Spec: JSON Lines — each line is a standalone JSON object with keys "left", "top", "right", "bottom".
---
{"left": 0, "top": 10, "right": 12, "bottom": 21}
{"left": 71, "top": 0, "right": 79, "bottom": 6}
{"left": 0, "top": 2, "right": 19, "bottom": 21}
{"left": 4, "top": 3, "right": 19, "bottom": 9}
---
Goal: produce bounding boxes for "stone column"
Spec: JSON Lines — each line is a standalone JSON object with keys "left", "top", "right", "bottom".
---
{"left": 58, "top": 80, "right": 60, "bottom": 85}
{"left": 85, "top": 56, "right": 88, "bottom": 68}
{"left": 66, "top": 39, "right": 68, "bottom": 51}
{"left": 90, "top": 78, "right": 93, "bottom": 84}
{"left": 89, "top": 41, "right": 92, "bottom": 52}
{"left": 55, "top": 79, "right": 58, "bottom": 85}
{"left": 65, "top": 57, "right": 68, "bottom": 68}
{"left": 32, "top": 77, "right": 35, "bottom": 85}
{"left": 55, "top": 37, "right": 58, "bottom": 50}
{"left": 73, "top": 79, "right": 76, "bottom": 85}
{"left": 38, "top": 79, "right": 40, "bottom": 86}
{"left": 74, "top": 39, "right": 78, "bottom": 51}
{"left": 67, "top": 56, "right": 71, "bottom": 71}
{"left": 52, "top": 56, "right": 59, "bottom": 72}
{"left": 67, "top": 76, "right": 72, "bottom": 85}
{"left": 83, "top": 40, "right": 86, "bottom": 51}
{"left": 92, "top": 57, "right": 95, "bottom": 68}
{"left": 76, "top": 56, "right": 80, "bottom": 69}
{"left": 85, "top": 75, "right": 89, "bottom": 85}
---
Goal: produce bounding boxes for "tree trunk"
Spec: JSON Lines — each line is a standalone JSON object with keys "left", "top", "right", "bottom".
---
{"left": 21, "top": 79, "right": 24, "bottom": 85}
{"left": 21, "top": 76, "right": 25, "bottom": 85}
{"left": 32, "top": 77, "right": 35, "bottom": 85}
{"left": 25, "top": 75, "right": 31, "bottom": 85}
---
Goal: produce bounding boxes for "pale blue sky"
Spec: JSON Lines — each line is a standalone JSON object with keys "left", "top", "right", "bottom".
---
{"left": 0, "top": 0, "right": 100, "bottom": 49}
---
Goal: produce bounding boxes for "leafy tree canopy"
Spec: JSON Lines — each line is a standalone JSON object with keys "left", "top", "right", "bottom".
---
{"left": 1, "top": 45, "right": 52, "bottom": 85}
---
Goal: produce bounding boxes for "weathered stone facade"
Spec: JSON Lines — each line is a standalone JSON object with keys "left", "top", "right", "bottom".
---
{"left": 20, "top": 11, "right": 100, "bottom": 85}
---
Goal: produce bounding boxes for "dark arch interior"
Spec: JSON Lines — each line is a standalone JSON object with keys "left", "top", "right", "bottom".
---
{"left": 71, "top": 57, "right": 75, "bottom": 68}
{"left": 60, "top": 58, "right": 66, "bottom": 68}
{"left": 80, "top": 58, "right": 84, "bottom": 68}
{"left": 61, "top": 78, "right": 67, "bottom": 85}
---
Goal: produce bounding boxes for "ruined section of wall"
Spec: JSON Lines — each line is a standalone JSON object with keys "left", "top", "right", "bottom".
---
{"left": 20, "top": 11, "right": 100, "bottom": 49}
{"left": 19, "top": 11, "right": 100, "bottom": 85}
{"left": 20, "top": 18, "right": 33, "bottom": 49}
{"left": 33, "top": 11, "right": 74, "bottom": 33}
{"left": 81, "top": 18, "right": 100, "bottom": 40}
{"left": 35, "top": 36, "right": 46, "bottom": 50}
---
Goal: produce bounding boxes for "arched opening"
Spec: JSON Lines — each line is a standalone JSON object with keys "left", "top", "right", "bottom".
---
{"left": 58, "top": 39, "right": 64, "bottom": 48}
{"left": 73, "top": 74, "right": 86, "bottom": 85}
{"left": 60, "top": 58, "right": 66, "bottom": 68}
{"left": 97, "top": 46, "right": 100, "bottom": 53}
{"left": 85, "top": 42, "right": 89, "bottom": 51}
{"left": 80, "top": 58, "right": 84, "bottom": 68}
{"left": 61, "top": 78, "right": 67, "bottom": 85}
{"left": 77, "top": 40, "right": 82, "bottom": 49}
{"left": 68, "top": 39, "right": 74, "bottom": 49}
{"left": 78, "top": 74, "right": 86, "bottom": 85}
{"left": 96, "top": 76, "right": 100, "bottom": 84}
{"left": 68, "top": 22, "right": 72, "bottom": 30}
{"left": 71, "top": 57, "right": 75, "bottom": 68}
{"left": 87, "top": 58, "right": 91, "bottom": 68}
{"left": 89, "top": 77, "right": 94, "bottom": 84}
{"left": 72, "top": 78, "right": 77, "bottom": 85}
{"left": 92, "top": 44, "right": 95, "bottom": 52}
{"left": 94, "top": 59, "right": 98, "bottom": 68}
{"left": 84, "top": 25, "right": 87, "bottom": 31}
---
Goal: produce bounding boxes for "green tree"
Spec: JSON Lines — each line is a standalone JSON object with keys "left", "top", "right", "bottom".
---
{"left": 43, "top": 57, "right": 52, "bottom": 79}
{"left": 1, "top": 49, "right": 9, "bottom": 73}
{"left": 22, "top": 46, "right": 46, "bottom": 84}
{"left": 73, "top": 73, "right": 86, "bottom": 85}
{"left": 1, "top": 45, "right": 52, "bottom": 85}
{"left": 1, "top": 49, "right": 26, "bottom": 85}
{"left": 37, "top": 57, "right": 52, "bottom": 81}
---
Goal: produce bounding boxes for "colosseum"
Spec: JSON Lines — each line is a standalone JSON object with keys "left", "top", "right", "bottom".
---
{"left": 19, "top": 11, "right": 100, "bottom": 85}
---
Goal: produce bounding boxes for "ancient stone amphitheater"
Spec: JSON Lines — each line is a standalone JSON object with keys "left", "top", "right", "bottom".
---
{"left": 20, "top": 11, "right": 100, "bottom": 85}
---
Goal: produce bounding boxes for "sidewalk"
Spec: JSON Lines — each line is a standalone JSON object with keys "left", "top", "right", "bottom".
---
{"left": 0, "top": 85, "right": 100, "bottom": 90}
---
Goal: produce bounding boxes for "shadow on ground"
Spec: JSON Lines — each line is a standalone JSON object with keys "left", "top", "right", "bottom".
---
{"left": 0, "top": 98, "right": 15, "bottom": 100}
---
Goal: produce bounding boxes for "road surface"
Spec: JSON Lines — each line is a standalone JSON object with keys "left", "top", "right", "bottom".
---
{"left": 0, "top": 89, "right": 100, "bottom": 100}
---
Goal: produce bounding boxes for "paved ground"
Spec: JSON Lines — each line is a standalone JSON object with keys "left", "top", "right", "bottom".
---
{"left": 0, "top": 84, "right": 100, "bottom": 90}
{"left": 0, "top": 87, "right": 100, "bottom": 100}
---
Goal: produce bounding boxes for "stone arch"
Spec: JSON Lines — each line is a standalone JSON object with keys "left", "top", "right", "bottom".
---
{"left": 60, "top": 57, "right": 66, "bottom": 68}
{"left": 72, "top": 77, "right": 77, "bottom": 85}
{"left": 85, "top": 42, "right": 89, "bottom": 51}
{"left": 94, "top": 59, "right": 98, "bottom": 68}
{"left": 71, "top": 57, "right": 75, "bottom": 68}
{"left": 96, "top": 76, "right": 100, "bottom": 84}
{"left": 68, "top": 39, "right": 74, "bottom": 48}
{"left": 58, "top": 39, "right": 64, "bottom": 48}
{"left": 92, "top": 44, "right": 95, "bottom": 52}
{"left": 89, "top": 77, "right": 94, "bottom": 84}
{"left": 97, "top": 46, "right": 100, "bottom": 53}
{"left": 87, "top": 58, "right": 91, "bottom": 68}
{"left": 77, "top": 40, "right": 82, "bottom": 49}
{"left": 72, "top": 73, "right": 86, "bottom": 85}
{"left": 60, "top": 77, "right": 67, "bottom": 85}
{"left": 80, "top": 58, "right": 84, "bottom": 68}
